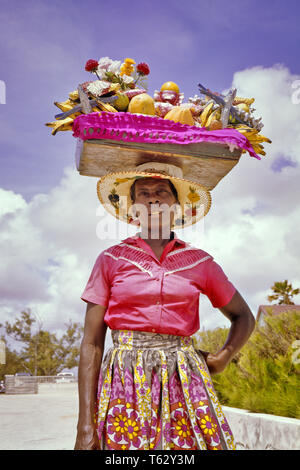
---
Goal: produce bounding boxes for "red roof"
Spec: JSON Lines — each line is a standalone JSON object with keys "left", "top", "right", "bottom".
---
{"left": 256, "top": 304, "right": 300, "bottom": 322}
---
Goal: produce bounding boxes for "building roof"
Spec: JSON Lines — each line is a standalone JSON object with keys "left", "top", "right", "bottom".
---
{"left": 256, "top": 304, "right": 300, "bottom": 322}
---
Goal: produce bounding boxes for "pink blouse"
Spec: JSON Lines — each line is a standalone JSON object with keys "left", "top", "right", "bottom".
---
{"left": 81, "top": 232, "right": 236, "bottom": 336}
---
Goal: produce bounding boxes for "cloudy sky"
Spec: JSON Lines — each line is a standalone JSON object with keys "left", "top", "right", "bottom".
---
{"left": 1, "top": 0, "right": 300, "bottom": 348}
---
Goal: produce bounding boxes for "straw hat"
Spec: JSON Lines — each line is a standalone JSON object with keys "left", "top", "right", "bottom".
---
{"left": 96, "top": 161, "right": 211, "bottom": 229}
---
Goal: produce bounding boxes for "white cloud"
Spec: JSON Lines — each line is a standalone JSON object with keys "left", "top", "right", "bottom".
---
{"left": 1, "top": 64, "right": 300, "bottom": 342}
{"left": 0, "top": 166, "right": 135, "bottom": 337}
{"left": 189, "top": 64, "right": 300, "bottom": 328}
{"left": 0, "top": 188, "right": 26, "bottom": 216}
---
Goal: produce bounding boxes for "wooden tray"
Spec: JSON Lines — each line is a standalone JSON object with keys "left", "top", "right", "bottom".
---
{"left": 75, "top": 138, "right": 242, "bottom": 191}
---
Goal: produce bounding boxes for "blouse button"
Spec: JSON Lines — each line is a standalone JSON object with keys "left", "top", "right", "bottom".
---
{"left": 156, "top": 301, "right": 160, "bottom": 304}
{"left": 152, "top": 328, "right": 156, "bottom": 332}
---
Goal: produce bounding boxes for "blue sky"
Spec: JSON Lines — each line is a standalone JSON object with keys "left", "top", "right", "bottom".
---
{"left": 1, "top": 0, "right": 300, "bottom": 198}
{"left": 0, "top": 0, "right": 300, "bottom": 337}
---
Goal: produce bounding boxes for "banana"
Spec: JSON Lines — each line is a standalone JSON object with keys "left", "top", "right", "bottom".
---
{"left": 225, "top": 122, "right": 271, "bottom": 142}
{"left": 233, "top": 97, "right": 255, "bottom": 106}
{"left": 205, "top": 108, "right": 221, "bottom": 127}
{"left": 236, "top": 128, "right": 259, "bottom": 139}
{"left": 47, "top": 96, "right": 117, "bottom": 136}
{"left": 95, "top": 101, "right": 117, "bottom": 113}
{"left": 251, "top": 144, "right": 266, "bottom": 156}
{"left": 238, "top": 130, "right": 259, "bottom": 138}
{"left": 69, "top": 90, "right": 79, "bottom": 101}
{"left": 250, "top": 147, "right": 264, "bottom": 157}
{"left": 251, "top": 134, "right": 272, "bottom": 143}
{"left": 235, "top": 124, "right": 258, "bottom": 132}
{"left": 200, "top": 101, "right": 214, "bottom": 126}
{"left": 235, "top": 103, "right": 250, "bottom": 114}
{"left": 54, "top": 99, "right": 75, "bottom": 112}
{"left": 236, "top": 126, "right": 271, "bottom": 142}
{"left": 235, "top": 124, "right": 255, "bottom": 129}
{"left": 45, "top": 117, "right": 74, "bottom": 135}
{"left": 234, "top": 124, "right": 271, "bottom": 155}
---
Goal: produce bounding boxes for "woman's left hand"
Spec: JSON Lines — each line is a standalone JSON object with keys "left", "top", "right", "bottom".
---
{"left": 197, "top": 291, "right": 256, "bottom": 375}
{"left": 198, "top": 349, "right": 231, "bottom": 375}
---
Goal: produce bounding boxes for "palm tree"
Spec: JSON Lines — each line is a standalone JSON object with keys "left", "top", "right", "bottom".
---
{"left": 268, "top": 280, "right": 300, "bottom": 305}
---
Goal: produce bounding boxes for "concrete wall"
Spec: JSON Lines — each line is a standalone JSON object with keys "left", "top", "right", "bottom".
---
{"left": 5, "top": 375, "right": 38, "bottom": 394}
{"left": 4, "top": 377, "right": 300, "bottom": 450}
{"left": 38, "top": 382, "right": 77, "bottom": 394}
{"left": 223, "top": 406, "right": 300, "bottom": 450}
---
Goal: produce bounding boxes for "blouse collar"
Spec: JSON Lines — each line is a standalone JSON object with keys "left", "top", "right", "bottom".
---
{"left": 121, "top": 231, "right": 186, "bottom": 246}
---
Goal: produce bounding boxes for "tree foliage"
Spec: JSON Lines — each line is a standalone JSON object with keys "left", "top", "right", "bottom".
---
{"left": 0, "top": 337, "right": 20, "bottom": 379}
{"left": 268, "top": 280, "right": 300, "bottom": 305}
{"left": 0, "top": 309, "right": 83, "bottom": 378}
{"left": 193, "top": 311, "right": 300, "bottom": 418}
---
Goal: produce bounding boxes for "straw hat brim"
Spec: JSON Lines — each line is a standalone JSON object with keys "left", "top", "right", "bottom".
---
{"left": 97, "top": 170, "right": 211, "bottom": 229}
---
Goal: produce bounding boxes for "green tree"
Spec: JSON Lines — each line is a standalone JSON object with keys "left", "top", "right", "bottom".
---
{"left": 0, "top": 309, "right": 83, "bottom": 376}
{"left": 194, "top": 311, "right": 300, "bottom": 419}
{"left": 268, "top": 280, "right": 300, "bottom": 305}
{"left": 0, "top": 336, "right": 20, "bottom": 381}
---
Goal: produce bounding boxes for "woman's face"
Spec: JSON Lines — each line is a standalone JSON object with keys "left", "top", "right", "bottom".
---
{"left": 131, "top": 177, "right": 179, "bottom": 231}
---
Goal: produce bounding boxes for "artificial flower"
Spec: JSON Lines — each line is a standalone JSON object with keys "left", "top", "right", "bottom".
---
{"left": 122, "top": 74, "right": 135, "bottom": 84}
{"left": 137, "top": 62, "right": 150, "bottom": 76}
{"left": 124, "top": 58, "right": 136, "bottom": 65}
{"left": 97, "top": 57, "right": 122, "bottom": 78}
{"left": 85, "top": 59, "right": 99, "bottom": 72}
{"left": 187, "top": 187, "right": 201, "bottom": 203}
{"left": 120, "top": 58, "right": 136, "bottom": 76}
{"left": 84, "top": 56, "right": 141, "bottom": 92}
{"left": 120, "top": 65, "right": 133, "bottom": 76}
{"left": 87, "top": 80, "right": 111, "bottom": 97}
{"left": 108, "top": 60, "right": 122, "bottom": 74}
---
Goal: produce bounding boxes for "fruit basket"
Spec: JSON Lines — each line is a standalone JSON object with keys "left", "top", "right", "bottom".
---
{"left": 75, "top": 137, "right": 242, "bottom": 192}
{"left": 46, "top": 56, "right": 271, "bottom": 190}
{"left": 73, "top": 111, "right": 248, "bottom": 191}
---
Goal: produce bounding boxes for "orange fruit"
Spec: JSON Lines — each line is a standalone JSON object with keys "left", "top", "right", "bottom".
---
{"left": 128, "top": 93, "right": 155, "bottom": 115}
{"left": 160, "top": 81, "right": 180, "bottom": 93}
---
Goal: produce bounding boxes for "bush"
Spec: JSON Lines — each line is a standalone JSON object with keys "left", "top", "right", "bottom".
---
{"left": 192, "top": 312, "right": 300, "bottom": 419}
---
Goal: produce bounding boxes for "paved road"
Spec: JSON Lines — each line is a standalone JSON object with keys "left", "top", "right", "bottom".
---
{"left": 1, "top": 382, "right": 297, "bottom": 450}
{"left": 0, "top": 383, "right": 78, "bottom": 450}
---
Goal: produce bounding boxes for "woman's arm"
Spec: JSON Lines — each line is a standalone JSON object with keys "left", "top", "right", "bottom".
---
{"left": 74, "top": 302, "right": 107, "bottom": 450}
{"left": 201, "top": 290, "right": 256, "bottom": 375}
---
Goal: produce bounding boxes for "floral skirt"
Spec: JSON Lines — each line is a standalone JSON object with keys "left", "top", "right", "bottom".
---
{"left": 95, "top": 329, "right": 235, "bottom": 450}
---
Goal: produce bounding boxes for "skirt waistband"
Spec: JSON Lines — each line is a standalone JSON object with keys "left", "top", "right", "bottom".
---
{"left": 111, "top": 329, "right": 194, "bottom": 352}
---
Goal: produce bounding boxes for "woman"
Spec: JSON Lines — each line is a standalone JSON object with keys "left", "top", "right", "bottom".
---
{"left": 74, "top": 162, "right": 255, "bottom": 450}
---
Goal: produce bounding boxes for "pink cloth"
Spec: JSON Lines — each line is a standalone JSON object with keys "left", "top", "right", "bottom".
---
{"left": 72, "top": 111, "right": 261, "bottom": 160}
{"left": 81, "top": 232, "right": 236, "bottom": 336}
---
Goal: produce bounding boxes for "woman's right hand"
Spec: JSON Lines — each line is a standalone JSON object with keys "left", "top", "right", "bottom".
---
{"left": 75, "top": 303, "right": 107, "bottom": 451}
{"left": 74, "top": 424, "right": 100, "bottom": 450}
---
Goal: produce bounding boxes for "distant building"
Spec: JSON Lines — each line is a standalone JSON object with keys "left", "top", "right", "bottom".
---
{"left": 256, "top": 304, "right": 300, "bottom": 326}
